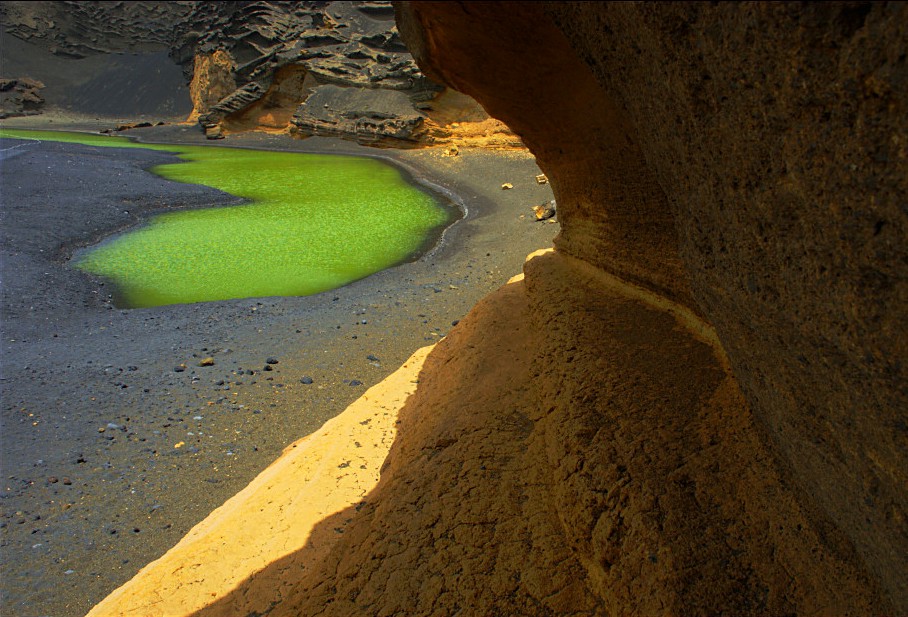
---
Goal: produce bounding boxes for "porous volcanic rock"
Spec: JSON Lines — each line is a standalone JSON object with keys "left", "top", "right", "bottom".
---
{"left": 177, "top": 0, "right": 439, "bottom": 137}
{"left": 0, "top": 1, "right": 518, "bottom": 146}
{"left": 0, "top": 77, "right": 45, "bottom": 118}
{"left": 394, "top": 2, "right": 907, "bottom": 612}
{"left": 290, "top": 84, "right": 425, "bottom": 145}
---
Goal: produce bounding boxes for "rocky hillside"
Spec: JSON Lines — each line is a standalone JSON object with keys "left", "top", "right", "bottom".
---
{"left": 0, "top": 0, "right": 518, "bottom": 147}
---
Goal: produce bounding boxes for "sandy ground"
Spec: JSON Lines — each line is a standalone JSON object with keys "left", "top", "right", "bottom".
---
{"left": 0, "top": 115, "right": 557, "bottom": 617}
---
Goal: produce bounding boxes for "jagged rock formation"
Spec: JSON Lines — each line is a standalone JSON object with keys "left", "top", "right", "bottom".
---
{"left": 289, "top": 84, "right": 425, "bottom": 144}
{"left": 0, "top": 1, "right": 194, "bottom": 58}
{"left": 0, "top": 1, "right": 193, "bottom": 118}
{"left": 178, "top": 1, "right": 515, "bottom": 146}
{"left": 0, "top": 77, "right": 45, "bottom": 118}
{"left": 0, "top": 0, "right": 519, "bottom": 146}
{"left": 177, "top": 1, "right": 441, "bottom": 142}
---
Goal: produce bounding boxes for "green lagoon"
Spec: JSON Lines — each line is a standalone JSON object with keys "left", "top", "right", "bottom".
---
{"left": 0, "top": 129, "right": 455, "bottom": 308}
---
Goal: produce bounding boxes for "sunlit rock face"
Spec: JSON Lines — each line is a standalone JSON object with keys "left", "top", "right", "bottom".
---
{"left": 397, "top": 2, "right": 907, "bottom": 613}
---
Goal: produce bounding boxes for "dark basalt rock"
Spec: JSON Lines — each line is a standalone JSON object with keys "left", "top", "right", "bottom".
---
{"left": 0, "top": 77, "right": 45, "bottom": 119}
{"left": 0, "top": 1, "right": 447, "bottom": 143}
{"left": 290, "top": 84, "right": 426, "bottom": 145}
{"left": 198, "top": 81, "right": 266, "bottom": 128}
{"left": 171, "top": 0, "right": 442, "bottom": 139}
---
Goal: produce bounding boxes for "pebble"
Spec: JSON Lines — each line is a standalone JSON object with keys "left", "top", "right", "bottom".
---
{"left": 265, "top": 357, "right": 279, "bottom": 365}
{"left": 198, "top": 357, "right": 215, "bottom": 367}
{"left": 366, "top": 354, "right": 379, "bottom": 362}
{"left": 300, "top": 376, "right": 314, "bottom": 384}
{"left": 349, "top": 380, "right": 363, "bottom": 386}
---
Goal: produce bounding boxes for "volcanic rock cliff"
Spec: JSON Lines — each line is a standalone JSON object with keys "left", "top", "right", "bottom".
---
{"left": 0, "top": 0, "right": 518, "bottom": 146}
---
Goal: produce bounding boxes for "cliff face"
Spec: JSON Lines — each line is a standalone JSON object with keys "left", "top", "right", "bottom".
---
{"left": 0, "top": 1, "right": 519, "bottom": 146}
{"left": 395, "top": 1, "right": 906, "bottom": 611}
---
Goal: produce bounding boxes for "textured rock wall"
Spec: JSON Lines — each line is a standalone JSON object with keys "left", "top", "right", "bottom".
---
{"left": 397, "top": 2, "right": 907, "bottom": 612}
{"left": 184, "top": 251, "right": 881, "bottom": 616}
{"left": 1, "top": 1, "right": 518, "bottom": 146}
{"left": 0, "top": 1, "right": 193, "bottom": 57}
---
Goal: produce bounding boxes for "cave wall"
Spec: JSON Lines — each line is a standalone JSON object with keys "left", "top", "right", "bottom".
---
{"left": 398, "top": 1, "right": 907, "bottom": 611}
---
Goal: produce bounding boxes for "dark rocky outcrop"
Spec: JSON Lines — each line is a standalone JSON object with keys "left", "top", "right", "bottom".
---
{"left": 0, "top": 1, "right": 193, "bottom": 58}
{"left": 289, "top": 84, "right": 425, "bottom": 144}
{"left": 176, "top": 1, "right": 443, "bottom": 144}
{"left": 0, "top": 1, "right": 516, "bottom": 146}
{"left": 0, "top": 77, "right": 45, "bottom": 118}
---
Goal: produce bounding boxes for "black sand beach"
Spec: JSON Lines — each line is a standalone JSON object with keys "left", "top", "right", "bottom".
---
{"left": 0, "top": 121, "right": 556, "bottom": 617}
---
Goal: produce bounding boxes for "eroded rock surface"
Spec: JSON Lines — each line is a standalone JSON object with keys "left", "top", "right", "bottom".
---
{"left": 394, "top": 2, "right": 907, "bottom": 612}
{"left": 1, "top": 1, "right": 516, "bottom": 146}
{"left": 0, "top": 77, "right": 45, "bottom": 118}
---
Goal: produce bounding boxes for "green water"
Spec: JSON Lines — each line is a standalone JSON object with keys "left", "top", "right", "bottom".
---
{"left": 0, "top": 128, "right": 454, "bottom": 308}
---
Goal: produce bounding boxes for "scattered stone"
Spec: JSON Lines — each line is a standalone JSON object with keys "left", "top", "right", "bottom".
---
{"left": 263, "top": 365, "right": 273, "bottom": 372}
{"left": 532, "top": 199, "right": 557, "bottom": 221}
{"left": 204, "top": 125, "right": 224, "bottom": 140}
{"left": 349, "top": 380, "right": 364, "bottom": 386}
{"left": 501, "top": 182, "right": 513, "bottom": 190}
{"left": 443, "top": 145, "right": 459, "bottom": 157}
{"left": 173, "top": 364, "right": 186, "bottom": 373}
{"left": 115, "top": 121, "right": 153, "bottom": 131}
{"left": 300, "top": 376, "right": 314, "bottom": 384}
{"left": 265, "top": 357, "right": 279, "bottom": 365}
{"left": 366, "top": 354, "right": 380, "bottom": 362}
{"left": 535, "top": 173, "right": 548, "bottom": 184}
{"left": 198, "top": 357, "right": 215, "bottom": 367}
